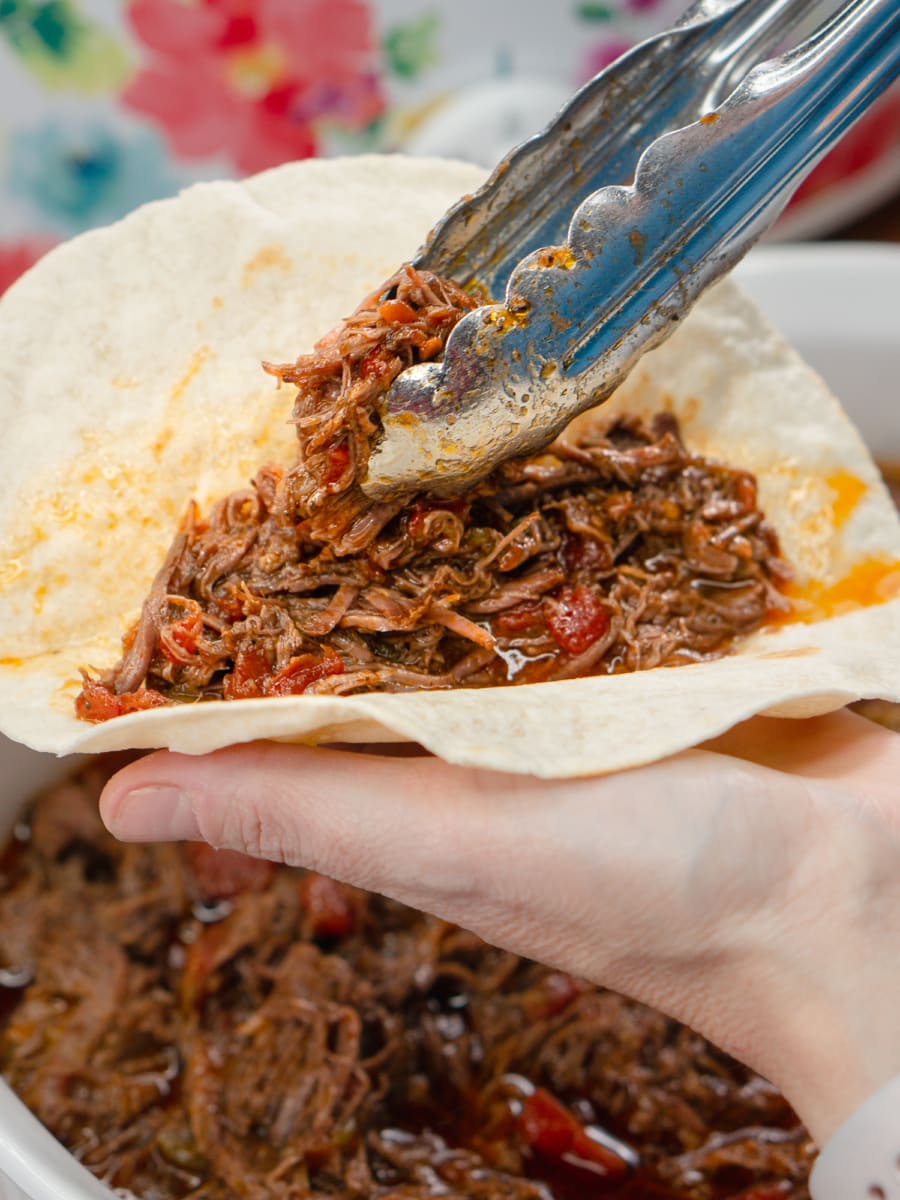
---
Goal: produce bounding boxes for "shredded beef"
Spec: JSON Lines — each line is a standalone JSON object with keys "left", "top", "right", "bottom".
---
{"left": 1, "top": 763, "right": 814, "bottom": 1199}
{"left": 75, "top": 266, "right": 788, "bottom": 718}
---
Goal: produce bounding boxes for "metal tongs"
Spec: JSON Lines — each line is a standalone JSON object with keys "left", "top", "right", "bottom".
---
{"left": 362, "top": 0, "right": 899, "bottom": 498}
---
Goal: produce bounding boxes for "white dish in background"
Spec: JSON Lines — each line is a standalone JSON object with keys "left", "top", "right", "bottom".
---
{"left": 734, "top": 243, "right": 900, "bottom": 461}
{"left": 1, "top": 242, "right": 899, "bottom": 1200}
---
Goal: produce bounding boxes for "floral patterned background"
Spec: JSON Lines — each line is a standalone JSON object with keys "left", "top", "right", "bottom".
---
{"left": 1, "top": 0, "right": 899, "bottom": 296}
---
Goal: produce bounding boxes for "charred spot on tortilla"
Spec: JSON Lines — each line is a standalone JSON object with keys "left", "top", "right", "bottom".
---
{"left": 75, "top": 266, "right": 790, "bottom": 721}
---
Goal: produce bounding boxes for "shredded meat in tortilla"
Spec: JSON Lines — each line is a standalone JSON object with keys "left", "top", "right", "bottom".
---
{"left": 75, "top": 267, "right": 789, "bottom": 719}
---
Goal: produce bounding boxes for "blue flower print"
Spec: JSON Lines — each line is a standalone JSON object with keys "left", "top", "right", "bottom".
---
{"left": 7, "top": 117, "right": 184, "bottom": 236}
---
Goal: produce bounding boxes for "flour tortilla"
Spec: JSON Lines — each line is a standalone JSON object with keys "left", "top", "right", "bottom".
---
{"left": 0, "top": 156, "right": 897, "bottom": 777}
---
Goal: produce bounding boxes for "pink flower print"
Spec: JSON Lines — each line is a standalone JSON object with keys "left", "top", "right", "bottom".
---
{"left": 579, "top": 37, "right": 634, "bottom": 84}
{"left": 0, "top": 237, "right": 59, "bottom": 298}
{"left": 789, "top": 90, "right": 900, "bottom": 208}
{"left": 122, "top": 0, "right": 385, "bottom": 175}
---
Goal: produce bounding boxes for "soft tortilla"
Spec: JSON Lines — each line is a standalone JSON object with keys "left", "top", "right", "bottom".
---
{"left": 0, "top": 156, "right": 897, "bottom": 777}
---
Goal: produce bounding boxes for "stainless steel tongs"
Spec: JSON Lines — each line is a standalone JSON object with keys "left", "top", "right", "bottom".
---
{"left": 361, "top": 0, "right": 899, "bottom": 498}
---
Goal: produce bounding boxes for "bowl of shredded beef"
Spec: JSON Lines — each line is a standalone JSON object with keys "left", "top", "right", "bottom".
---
{"left": 0, "top": 757, "right": 814, "bottom": 1200}
{"left": 75, "top": 267, "right": 788, "bottom": 722}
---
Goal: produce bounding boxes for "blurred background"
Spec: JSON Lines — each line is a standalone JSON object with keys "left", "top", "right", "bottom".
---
{"left": 1, "top": 0, "right": 899, "bottom": 296}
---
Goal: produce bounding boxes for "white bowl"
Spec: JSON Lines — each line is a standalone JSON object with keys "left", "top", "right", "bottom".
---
{"left": 734, "top": 243, "right": 900, "bottom": 461}
{"left": 1, "top": 243, "right": 899, "bottom": 1200}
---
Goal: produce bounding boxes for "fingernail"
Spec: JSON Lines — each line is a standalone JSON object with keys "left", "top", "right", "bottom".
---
{"left": 108, "top": 786, "right": 201, "bottom": 842}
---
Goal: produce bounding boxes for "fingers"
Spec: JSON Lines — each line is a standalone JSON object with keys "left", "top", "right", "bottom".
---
{"left": 99, "top": 740, "right": 797, "bottom": 983}
{"left": 99, "top": 741, "right": 723, "bottom": 970}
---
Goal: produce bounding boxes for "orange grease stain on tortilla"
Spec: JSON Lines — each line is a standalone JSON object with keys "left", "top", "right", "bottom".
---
{"left": 826, "top": 469, "right": 867, "bottom": 529}
{"left": 0, "top": 341, "right": 294, "bottom": 659}
{"left": 152, "top": 427, "right": 175, "bottom": 458}
{"left": 777, "top": 558, "right": 900, "bottom": 624}
{"left": 170, "top": 347, "right": 209, "bottom": 404}
{"left": 0, "top": 560, "right": 24, "bottom": 587}
{"left": 242, "top": 244, "right": 293, "bottom": 288}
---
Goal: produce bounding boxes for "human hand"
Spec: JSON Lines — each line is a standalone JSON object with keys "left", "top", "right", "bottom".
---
{"left": 99, "top": 709, "right": 900, "bottom": 1146}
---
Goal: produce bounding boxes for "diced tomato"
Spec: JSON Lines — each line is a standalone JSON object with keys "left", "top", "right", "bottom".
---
{"left": 75, "top": 680, "right": 168, "bottom": 722}
{"left": 183, "top": 843, "right": 274, "bottom": 900}
{"left": 160, "top": 599, "right": 205, "bottom": 663}
{"left": 169, "top": 627, "right": 197, "bottom": 658}
{"left": 324, "top": 442, "right": 351, "bottom": 485}
{"left": 360, "top": 346, "right": 394, "bottom": 380}
{"left": 119, "top": 688, "right": 169, "bottom": 714}
{"left": 492, "top": 601, "right": 545, "bottom": 637}
{"left": 223, "top": 648, "right": 270, "bottom": 700}
{"left": 544, "top": 586, "right": 610, "bottom": 655}
{"left": 518, "top": 1088, "right": 630, "bottom": 1181}
{"left": 265, "top": 646, "right": 344, "bottom": 696}
{"left": 520, "top": 1088, "right": 574, "bottom": 1158}
{"left": 378, "top": 298, "right": 417, "bottom": 324}
{"left": 75, "top": 677, "right": 122, "bottom": 723}
{"left": 299, "top": 873, "right": 356, "bottom": 939}
{"left": 728, "top": 1188, "right": 790, "bottom": 1200}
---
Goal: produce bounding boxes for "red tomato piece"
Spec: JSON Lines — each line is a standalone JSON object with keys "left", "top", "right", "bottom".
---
{"left": 223, "top": 649, "right": 271, "bottom": 700}
{"left": 519, "top": 1089, "right": 576, "bottom": 1158}
{"left": 264, "top": 647, "right": 344, "bottom": 696}
{"left": 544, "top": 586, "right": 610, "bottom": 655}
{"left": 183, "top": 844, "right": 274, "bottom": 900}
{"left": 324, "top": 442, "right": 351, "bottom": 485}
{"left": 119, "top": 688, "right": 169, "bottom": 714}
{"left": 492, "top": 601, "right": 545, "bottom": 637}
{"left": 378, "top": 298, "right": 418, "bottom": 324}
{"left": 519, "top": 1089, "right": 630, "bottom": 1181}
{"left": 161, "top": 599, "right": 205, "bottom": 663}
{"left": 299, "top": 873, "right": 355, "bottom": 939}
{"left": 75, "top": 678, "right": 122, "bottom": 723}
{"left": 360, "top": 346, "right": 394, "bottom": 380}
